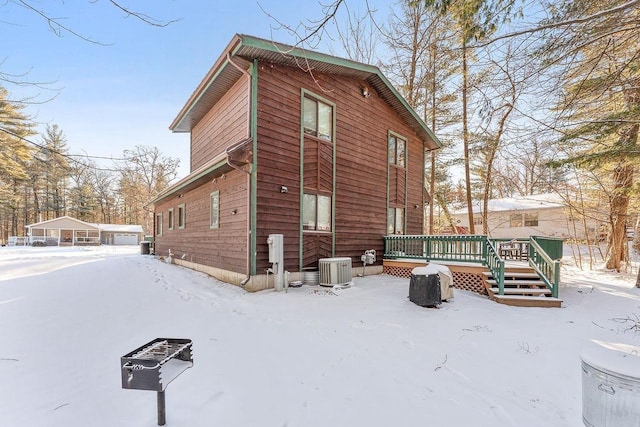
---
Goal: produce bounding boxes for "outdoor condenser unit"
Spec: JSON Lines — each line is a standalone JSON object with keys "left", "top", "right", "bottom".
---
{"left": 318, "top": 257, "right": 352, "bottom": 286}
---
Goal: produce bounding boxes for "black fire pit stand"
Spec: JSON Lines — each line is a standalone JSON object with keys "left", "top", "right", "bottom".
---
{"left": 157, "top": 391, "right": 166, "bottom": 425}
{"left": 121, "top": 338, "right": 193, "bottom": 426}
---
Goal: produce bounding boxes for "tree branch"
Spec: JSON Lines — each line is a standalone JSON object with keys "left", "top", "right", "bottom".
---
{"left": 16, "top": 0, "right": 110, "bottom": 46}
{"left": 108, "top": 1, "right": 180, "bottom": 27}
{"left": 475, "top": 0, "right": 640, "bottom": 47}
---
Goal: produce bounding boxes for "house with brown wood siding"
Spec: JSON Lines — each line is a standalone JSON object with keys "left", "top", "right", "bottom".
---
{"left": 150, "top": 34, "right": 441, "bottom": 291}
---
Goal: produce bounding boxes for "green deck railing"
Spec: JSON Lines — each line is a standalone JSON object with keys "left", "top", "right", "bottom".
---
{"left": 384, "top": 234, "right": 561, "bottom": 297}
{"left": 385, "top": 234, "right": 488, "bottom": 263}
{"left": 529, "top": 237, "right": 561, "bottom": 298}
{"left": 485, "top": 239, "right": 505, "bottom": 295}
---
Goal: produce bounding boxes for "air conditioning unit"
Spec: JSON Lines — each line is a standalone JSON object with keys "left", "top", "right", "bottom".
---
{"left": 318, "top": 257, "right": 352, "bottom": 286}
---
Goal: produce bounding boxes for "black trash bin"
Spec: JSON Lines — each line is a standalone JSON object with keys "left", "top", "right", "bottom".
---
{"left": 140, "top": 241, "right": 151, "bottom": 255}
{"left": 409, "top": 266, "right": 441, "bottom": 307}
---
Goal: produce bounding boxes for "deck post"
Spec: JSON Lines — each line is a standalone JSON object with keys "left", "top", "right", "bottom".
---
{"left": 498, "top": 259, "right": 505, "bottom": 295}
{"left": 553, "top": 261, "right": 560, "bottom": 298}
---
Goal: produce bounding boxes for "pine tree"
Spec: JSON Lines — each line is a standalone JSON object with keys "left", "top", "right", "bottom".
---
{"left": 0, "top": 86, "right": 35, "bottom": 241}
{"left": 540, "top": 0, "right": 640, "bottom": 271}
{"left": 422, "top": 0, "right": 519, "bottom": 233}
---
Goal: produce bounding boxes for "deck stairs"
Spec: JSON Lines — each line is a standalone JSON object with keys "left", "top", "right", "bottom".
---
{"left": 482, "top": 266, "right": 563, "bottom": 308}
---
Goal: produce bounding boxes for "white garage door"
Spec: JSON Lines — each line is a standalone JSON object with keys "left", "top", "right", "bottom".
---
{"left": 113, "top": 233, "right": 138, "bottom": 245}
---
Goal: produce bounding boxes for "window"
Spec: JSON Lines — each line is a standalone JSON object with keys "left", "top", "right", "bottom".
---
{"left": 510, "top": 213, "right": 523, "bottom": 228}
{"left": 210, "top": 191, "right": 220, "bottom": 229}
{"left": 168, "top": 208, "right": 174, "bottom": 230}
{"left": 302, "top": 92, "right": 334, "bottom": 234}
{"left": 303, "top": 96, "right": 333, "bottom": 140}
{"left": 178, "top": 203, "right": 186, "bottom": 229}
{"left": 156, "top": 213, "right": 163, "bottom": 236}
{"left": 387, "top": 132, "right": 407, "bottom": 235}
{"left": 388, "top": 134, "right": 406, "bottom": 167}
{"left": 524, "top": 213, "right": 539, "bottom": 227}
{"left": 303, "top": 193, "right": 331, "bottom": 231}
{"left": 473, "top": 217, "right": 483, "bottom": 226}
{"left": 387, "top": 208, "right": 405, "bottom": 235}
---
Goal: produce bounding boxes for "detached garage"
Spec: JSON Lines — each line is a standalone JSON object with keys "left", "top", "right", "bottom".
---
{"left": 99, "top": 224, "right": 144, "bottom": 245}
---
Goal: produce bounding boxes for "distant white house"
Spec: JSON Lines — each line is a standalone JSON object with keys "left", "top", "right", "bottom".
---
{"left": 451, "top": 193, "right": 599, "bottom": 240}
{"left": 19, "top": 216, "right": 144, "bottom": 246}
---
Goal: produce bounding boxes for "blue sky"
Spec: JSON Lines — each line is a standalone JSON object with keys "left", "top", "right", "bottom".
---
{"left": 1, "top": 1, "right": 387, "bottom": 178}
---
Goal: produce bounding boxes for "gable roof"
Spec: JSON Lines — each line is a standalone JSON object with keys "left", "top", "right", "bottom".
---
{"left": 26, "top": 215, "right": 99, "bottom": 230}
{"left": 170, "top": 34, "right": 440, "bottom": 150}
{"left": 26, "top": 216, "right": 143, "bottom": 233}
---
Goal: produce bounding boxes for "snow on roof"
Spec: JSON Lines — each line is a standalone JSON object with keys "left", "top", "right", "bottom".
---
{"left": 92, "top": 223, "right": 144, "bottom": 233}
{"left": 26, "top": 216, "right": 144, "bottom": 233}
{"left": 453, "top": 193, "right": 566, "bottom": 215}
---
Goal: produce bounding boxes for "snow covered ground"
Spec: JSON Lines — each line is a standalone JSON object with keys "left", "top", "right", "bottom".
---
{"left": 1, "top": 245, "right": 639, "bottom": 427}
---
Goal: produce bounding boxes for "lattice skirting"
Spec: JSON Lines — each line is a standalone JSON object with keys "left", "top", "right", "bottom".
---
{"left": 450, "top": 271, "right": 486, "bottom": 295}
{"left": 383, "top": 264, "right": 487, "bottom": 296}
{"left": 383, "top": 264, "right": 413, "bottom": 278}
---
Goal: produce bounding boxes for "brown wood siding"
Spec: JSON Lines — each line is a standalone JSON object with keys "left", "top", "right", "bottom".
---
{"left": 154, "top": 169, "right": 248, "bottom": 274}
{"left": 389, "top": 166, "right": 398, "bottom": 205}
{"left": 255, "top": 63, "right": 304, "bottom": 273}
{"left": 302, "top": 234, "right": 332, "bottom": 268}
{"left": 303, "top": 139, "right": 318, "bottom": 190}
{"left": 318, "top": 141, "right": 333, "bottom": 193}
{"left": 406, "top": 135, "right": 424, "bottom": 234}
{"left": 395, "top": 167, "right": 407, "bottom": 206}
{"left": 191, "top": 77, "right": 249, "bottom": 172}
{"left": 255, "top": 62, "right": 427, "bottom": 272}
{"left": 303, "top": 137, "right": 333, "bottom": 195}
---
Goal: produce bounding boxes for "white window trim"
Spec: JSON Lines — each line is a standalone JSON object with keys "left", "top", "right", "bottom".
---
{"left": 168, "top": 208, "right": 174, "bottom": 231}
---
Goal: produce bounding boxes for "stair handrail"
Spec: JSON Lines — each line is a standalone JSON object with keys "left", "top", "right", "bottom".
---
{"left": 485, "top": 238, "right": 505, "bottom": 295}
{"left": 528, "top": 238, "right": 560, "bottom": 298}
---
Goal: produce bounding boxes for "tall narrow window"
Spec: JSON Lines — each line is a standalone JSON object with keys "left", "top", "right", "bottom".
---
{"left": 387, "top": 133, "right": 407, "bottom": 235}
{"left": 168, "top": 208, "right": 174, "bottom": 230}
{"left": 303, "top": 97, "right": 333, "bottom": 141}
{"left": 210, "top": 191, "right": 220, "bottom": 229}
{"left": 387, "top": 208, "right": 405, "bottom": 235}
{"left": 178, "top": 203, "right": 186, "bottom": 229}
{"left": 156, "top": 213, "right": 163, "bottom": 236}
{"left": 302, "top": 93, "right": 334, "bottom": 233}
{"left": 388, "top": 134, "right": 405, "bottom": 167}
{"left": 303, "top": 193, "right": 332, "bottom": 231}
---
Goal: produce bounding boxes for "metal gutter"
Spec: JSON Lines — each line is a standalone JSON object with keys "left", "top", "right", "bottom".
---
{"left": 148, "top": 152, "right": 228, "bottom": 205}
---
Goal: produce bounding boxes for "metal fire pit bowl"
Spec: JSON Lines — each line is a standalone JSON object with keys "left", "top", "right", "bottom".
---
{"left": 121, "top": 338, "right": 193, "bottom": 425}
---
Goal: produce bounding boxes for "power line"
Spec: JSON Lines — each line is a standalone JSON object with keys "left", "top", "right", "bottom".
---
{"left": 0, "top": 126, "right": 129, "bottom": 172}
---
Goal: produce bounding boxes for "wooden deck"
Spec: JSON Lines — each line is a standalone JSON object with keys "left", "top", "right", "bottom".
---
{"left": 383, "top": 259, "right": 562, "bottom": 308}
{"left": 482, "top": 268, "right": 562, "bottom": 308}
